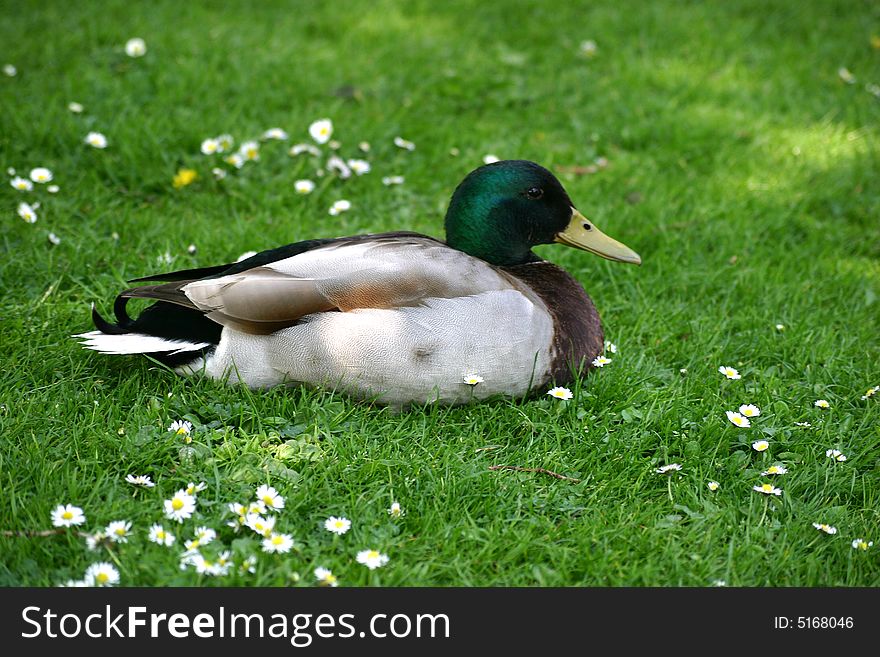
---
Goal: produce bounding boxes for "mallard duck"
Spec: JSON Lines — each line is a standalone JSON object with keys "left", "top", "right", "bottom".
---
{"left": 76, "top": 160, "right": 640, "bottom": 406}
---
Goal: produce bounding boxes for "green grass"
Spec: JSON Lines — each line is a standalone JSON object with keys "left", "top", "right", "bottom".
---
{"left": 1, "top": 0, "right": 879, "bottom": 586}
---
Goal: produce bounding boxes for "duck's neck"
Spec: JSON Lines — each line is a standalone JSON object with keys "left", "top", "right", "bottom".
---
{"left": 444, "top": 200, "right": 539, "bottom": 266}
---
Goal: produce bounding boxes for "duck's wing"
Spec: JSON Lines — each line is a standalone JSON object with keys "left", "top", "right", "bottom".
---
{"left": 121, "top": 234, "right": 520, "bottom": 335}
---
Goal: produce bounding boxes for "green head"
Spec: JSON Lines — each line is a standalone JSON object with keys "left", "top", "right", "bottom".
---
{"left": 444, "top": 160, "right": 641, "bottom": 267}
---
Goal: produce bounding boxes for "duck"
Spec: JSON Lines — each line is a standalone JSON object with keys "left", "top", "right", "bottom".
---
{"left": 76, "top": 160, "right": 641, "bottom": 407}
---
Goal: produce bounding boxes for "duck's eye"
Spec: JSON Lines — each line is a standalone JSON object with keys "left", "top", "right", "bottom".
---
{"left": 526, "top": 187, "right": 544, "bottom": 200}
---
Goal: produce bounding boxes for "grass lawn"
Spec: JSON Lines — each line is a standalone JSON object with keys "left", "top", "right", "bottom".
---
{"left": 1, "top": 0, "right": 879, "bottom": 587}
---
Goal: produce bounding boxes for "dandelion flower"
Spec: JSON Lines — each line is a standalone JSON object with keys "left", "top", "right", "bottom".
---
{"left": 17, "top": 202, "right": 37, "bottom": 223}
{"left": 718, "top": 366, "right": 741, "bottom": 380}
{"left": 85, "top": 132, "right": 108, "bottom": 148}
{"left": 825, "top": 449, "right": 847, "bottom": 462}
{"left": 3, "top": 64, "right": 17, "bottom": 76}
{"left": 752, "top": 440, "right": 769, "bottom": 452}
{"left": 838, "top": 67, "right": 856, "bottom": 84}
{"left": 29, "top": 167, "right": 53, "bottom": 183}
{"left": 84, "top": 562, "right": 120, "bottom": 587}
{"left": 739, "top": 404, "right": 761, "bottom": 417}
{"left": 294, "top": 179, "right": 315, "bottom": 194}
{"left": 51, "top": 504, "right": 86, "bottom": 527}
{"left": 388, "top": 502, "right": 404, "bottom": 518}
{"left": 761, "top": 465, "right": 787, "bottom": 476}
{"left": 314, "top": 567, "right": 338, "bottom": 587}
{"left": 347, "top": 158, "right": 371, "bottom": 175}
{"left": 324, "top": 516, "right": 352, "bottom": 535}
{"left": 168, "top": 419, "right": 192, "bottom": 436}
{"left": 173, "top": 168, "right": 198, "bottom": 189}
{"left": 200, "top": 138, "right": 220, "bottom": 155}
{"left": 726, "top": 411, "right": 751, "bottom": 428}
{"left": 255, "top": 484, "right": 285, "bottom": 511}
{"left": 262, "top": 532, "right": 294, "bottom": 554}
{"left": 10, "top": 176, "right": 33, "bottom": 191}
{"left": 814, "top": 399, "right": 830, "bottom": 409}
{"left": 483, "top": 154, "right": 500, "bottom": 164}
{"left": 239, "top": 141, "right": 260, "bottom": 161}
{"left": 707, "top": 481, "right": 720, "bottom": 491}
{"left": 753, "top": 483, "right": 782, "bottom": 496}
{"left": 125, "top": 474, "right": 155, "bottom": 488}
{"left": 245, "top": 513, "right": 276, "bottom": 537}
{"left": 124, "top": 38, "right": 147, "bottom": 58}
{"left": 592, "top": 355, "right": 611, "bottom": 367}
{"left": 148, "top": 523, "right": 175, "bottom": 546}
{"left": 68, "top": 101, "right": 84, "bottom": 113}
{"left": 356, "top": 549, "right": 389, "bottom": 570}
{"left": 262, "top": 127, "right": 288, "bottom": 140}
{"left": 547, "top": 386, "right": 573, "bottom": 400}
{"left": 329, "top": 199, "right": 351, "bottom": 216}
{"left": 463, "top": 374, "right": 484, "bottom": 385}
{"left": 308, "top": 119, "right": 333, "bottom": 144}
{"left": 812, "top": 523, "right": 837, "bottom": 535}
{"left": 382, "top": 175, "right": 405, "bottom": 186}
{"left": 164, "top": 489, "right": 196, "bottom": 523}
{"left": 580, "top": 40, "right": 598, "bottom": 57}
{"left": 851, "top": 538, "right": 873, "bottom": 551}
{"left": 393, "top": 136, "right": 415, "bottom": 151}
{"left": 656, "top": 463, "right": 682, "bottom": 474}
{"left": 106, "top": 520, "right": 132, "bottom": 543}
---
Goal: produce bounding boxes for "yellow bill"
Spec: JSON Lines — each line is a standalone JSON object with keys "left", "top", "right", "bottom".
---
{"left": 554, "top": 208, "right": 641, "bottom": 265}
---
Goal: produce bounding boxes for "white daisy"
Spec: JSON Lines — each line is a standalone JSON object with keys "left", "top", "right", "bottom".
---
{"left": 224, "top": 153, "right": 245, "bottom": 168}
{"left": 216, "top": 134, "right": 234, "bottom": 152}
{"left": 262, "top": 127, "right": 289, "bottom": 140}
{"left": 185, "top": 481, "right": 207, "bottom": 496}
{"left": 329, "top": 199, "right": 351, "bottom": 216}
{"left": 825, "top": 449, "right": 847, "bottom": 462}
{"left": 707, "top": 481, "right": 720, "bottom": 491}
{"left": 718, "top": 366, "right": 741, "bottom": 380}
{"left": 262, "top": 532, "right": 294, "bottom": 554}
{"left": 68, "top": 101, "right": 84, "bottom": 113}
{"left": 851, "top": 538, "right": 873, "bottom": 551}
{"left": 358, "top": 141, "right": 371, "bottom": 152}
{"left": 463, "top": 374, "right": 484, "bottom": 385}
{"left": 324, "top": 516, "right": 351, "bottom": 535}
{"left": 812, "top": 523, "right": 837, "bottom": 535}
{"left": 547, "top": 386, "right": 573, "bottom": 400}
{"left": 200, "top": 138, "right": 220, "bottom": 155}
{"left": 309, "top": 119, "right": 333, "bottom": 144}
{"left": 164, "top": 489, "right": 196, "bottom": 523}
{"left": 775, "top": 323, "right": 785, "bottom": 331}
{"left": 761, "top": 465, "right": 787, "bottom": 476}
{"left": 388, "top": 502, "right": 404, "bottom": 518}
{"left": 580, "top": 40, "right": 598, "bottom": 57}
{"left": 3, "top": 64, "right": 17, "bottom": 76}
{"left": 106, "top": 520, "right": 132, "bottom": 543}
{"left": 47, "top": 184, "right": 59, "bottom": 193}
{"left": 752, "top": 440, "right": 769, "bottom": 452}
{"left": 382, "top": 175, "right": 405, "bottom": 186}
{"left": 240, "top": 555, "right": 257, "bottom": 574}
{"left": 17, "top": 202, "right": 37, "bottom": 223}
{"left": 814, "top": 399, "right": 830, "bottom": 409}
{"left": 483, "top": 154, "right": 500, "bottom": 164}
{"left": 656, "top": 463, "right": 682, "bottom": 474}
{"left": 148, "top": 523, "right": 175, "bottom": 546}
{"left": 51, "top": 504, "right": 85, "bottom": 527}
{"left": 326, "top": 155, "right": 352, "bottom": 178}
{"left": 212, "top": 167, "right": 227, "bottom": 180}
{"left": 314, "top": 567, "right": 338, "bottom": 587}
{"left": 393, "top": 136, "right": 415, "bottom": 151}
{"left": 753, "top": 483, "right": 782, "bottom": 496}
{"left": 168, "top": 419, "right": 192, "bottom": 435}
{"left": 794, "top": 421, "right": 811, "bottom": 428}
{"left": 603, "top": 340, "right": 618, "bottom": 353}
{"left": 125, "top": 474, "right": 155, "bottom": 488}
{"left": 356, "top": 549, "right": 389, "bottom": 569}
{"left": 726, "top": 411, "right": 751, "bottom": 428}
{"left": 860, "top": 385, "right": 879, "bottom": 400}
{"left": 47, "top": 232, "right": 61, "bottom": 245}
{"left": 193, "top": 526, "right": 216, "bottom": 545}
{"left": 739, "top": 404, "right": 761, "bottom": 417}
{"left": 255, "top": 484, "right": 285, "bottom": 511}
{"left": 289, "top": 143, "right": 321, "bottom": 157}
{"left": 29, "top": 167, "right": 53, "bottom": 183}
{"left": 245, "top": 513, "right": 276, "bottom": 537}
{"left": 85, "top": 132, "right": 108, "bottom": 148}
{"left": 347, "top": 158, "right": 371, "bottom": 175}
{"left": 124, "top": 38, "right": 147, "bottom": 58}
{"left": 239, "top": 141, "right": 260, "bottom": 161}
{"left": 85, "top": 531, "right": 108, "bottom": 551}
{"left": 10, "top": 176, "right": 33, "bottom": 191}
{"left": 84, "top": 562, "right": 120, "bottom": 587}
{"left": 838, "top": 67, "right": 856, "bottom": 84}
{"left": 294, "top": 179, "right": 315, "bottom": 194}
{"left": 592, "top": 355, "right": 611, "bottom": 367}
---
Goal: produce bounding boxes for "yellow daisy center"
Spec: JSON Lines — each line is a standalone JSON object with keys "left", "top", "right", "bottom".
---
{"left": 115, "top": 528, "right": 125, "bottom": 536}
{"left": 96, "top": 572, "right": 109, "bottom": 584}
{"left": 272, "top": 535, "right": 284, "bottom": 545}
{"left": 172, "top": 498, "right": 184, "bottom": 510}
{"left": 262, "top": 495, "right": 274, "bottom": 505}
{"left": 367, "top": 550, "right": 379, "bottom": 559}
{"left": 62, "top": 511, "right": 73, "bottom": 520}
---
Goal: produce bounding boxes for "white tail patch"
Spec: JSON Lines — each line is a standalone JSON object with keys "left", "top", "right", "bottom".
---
{"left": 73, "top": 331, "right": 210, "bottom": 355}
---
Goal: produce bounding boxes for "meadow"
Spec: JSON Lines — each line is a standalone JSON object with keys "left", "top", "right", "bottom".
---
{"left": 1, "top": 0, "right": 878, "bottom": 586}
